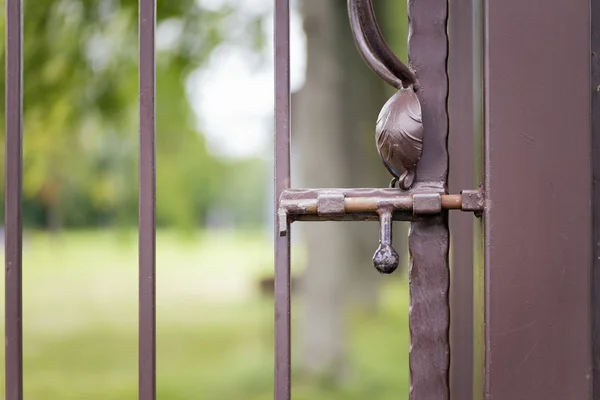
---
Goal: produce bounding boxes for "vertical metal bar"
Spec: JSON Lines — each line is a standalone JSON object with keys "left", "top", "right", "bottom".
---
{"left": 138, "top": 0, "right": 156, "bottom": 398}
{"left": 407, "top": 0, "right": 450, "bottom": 398}
{"left": 274, "top": 0, "right": 291, "bottom": 398}
{"left": 448, "top": 0, "right": 474, "bottom": 398}
{"left": 4, "top": 0, "right": 23, "bottom": 399}
{"left": 484, "top": 0, "right": 591, "bottom": 397}
{"left": 593, "top": 0, "right": 600, "bottom": 395}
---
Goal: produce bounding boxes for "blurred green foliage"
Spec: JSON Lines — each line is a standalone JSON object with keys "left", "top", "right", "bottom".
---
{"left": 0, "top": 230, "right": 409, "bottom": 399}
{"left": 0, "top": 0, "right": 268, "bottom": 230}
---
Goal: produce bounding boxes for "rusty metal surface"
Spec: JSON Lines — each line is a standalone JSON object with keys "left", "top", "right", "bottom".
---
{"left": 461, "top": 190, "right": 483, "bottom": 214}
{"left": 138, "top": 0, "right": 156, "bottom": 398}
{"left": 593, "top": 0, "right": 600, "bottom": 395}
{"left": 448, "top": 0, "right": 475, "bottom": 396}
{"left": 407, "top": 0, "right": 450, "bottom": 397}
{"left": 280, "top": 188, "right": 414, "bottom": 223}
{"left": 283, "top": 187, "right": 412, "bottom": 199}
{"left": 316, "top": 192, "right": 345, "bottom": 217}
{"left": 412, "top": 193, "right": 442, "bottom": 215}
{"left": 484, "top": 0, "right": 592, "bottom": 397}
{"left": 274, "top": 0, "right": 291, "bottom": 398}
{"left": 278, "top": 189, "right": 478, "bottom": 226}
{"left": 5, "top": 0, "right": 23, "bottom": 398}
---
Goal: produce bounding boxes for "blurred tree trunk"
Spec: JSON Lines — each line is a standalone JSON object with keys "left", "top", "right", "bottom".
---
{"left": 40, "top": 177, "right": 63, "bottom": 234}
{"left": 294, "top": 0, "right": 407, "bottom": 383}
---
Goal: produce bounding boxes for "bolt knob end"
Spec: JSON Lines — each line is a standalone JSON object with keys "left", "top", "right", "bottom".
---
{"left": 373, "top": 243, "right": 399, "bottom": 274}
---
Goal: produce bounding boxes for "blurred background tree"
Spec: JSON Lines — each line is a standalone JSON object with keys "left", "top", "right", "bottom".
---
{"left": 0, "top": 0, "right": 268, "bottom": 232}
{"left": 294, "top": 0, "right": 408, "bottom": 383}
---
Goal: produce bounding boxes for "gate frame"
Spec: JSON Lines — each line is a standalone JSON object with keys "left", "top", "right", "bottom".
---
{"left": 592, "top": 0, "right": 600, "bottom": 396}
{"left": 482, "top": 0, "right": 593, "bottom": 398}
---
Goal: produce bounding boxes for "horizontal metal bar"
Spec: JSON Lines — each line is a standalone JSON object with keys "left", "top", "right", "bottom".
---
{"left": 277, "top": 188, "right": 482, "bottom": 234}
{"left": 280, "top": 195, "right": 461, "bottom": 213}
{"left": 280, "top": 188, "right": 479, "bottom": 214}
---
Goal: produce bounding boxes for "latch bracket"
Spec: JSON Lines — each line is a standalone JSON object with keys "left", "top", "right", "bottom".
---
{"left": 278, "top": 187, "right": 484, "bottom": 273}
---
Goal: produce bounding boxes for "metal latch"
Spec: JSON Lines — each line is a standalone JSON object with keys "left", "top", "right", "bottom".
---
{"left": 278, "top": 188, "right": 483, "bottom": 273}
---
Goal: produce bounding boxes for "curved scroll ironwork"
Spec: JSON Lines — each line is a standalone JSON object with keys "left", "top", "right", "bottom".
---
{"left": 347, "top": 0, "right": 416, "bottom": 89}
{"left": 348, "top": 0, "right": 423, "bottom": 192}
{"left": 347, "top": 0, "right": 402, "bottom": 89}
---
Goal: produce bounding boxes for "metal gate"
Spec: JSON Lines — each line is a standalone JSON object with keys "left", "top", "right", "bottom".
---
{"left": 274, "top": 0, "right": 595, "bottom": 399}
{"left": 274, "top": 0, "right": 479, "bottom": 398}
{"left": 4, "top": 0, "right": 159, "bottom": 398}
{"left": 3, "top": 0, "right": 597, "bottom": 399}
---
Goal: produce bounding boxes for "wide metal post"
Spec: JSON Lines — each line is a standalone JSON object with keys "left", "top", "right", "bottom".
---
{"left": 593, "top": 0, "right": 600, "bottom": 396}
{"left": 483, "top": 0, "right": 592, "bottom": 397}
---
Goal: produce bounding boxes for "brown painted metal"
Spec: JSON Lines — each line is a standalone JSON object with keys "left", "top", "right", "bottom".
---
{"left": 279, "top": 189, "right": 477, "bottom": 221}
{"left": 448, "top": 0, "right": 475, "bottom": 397}
{"left": 138, "top": 0, "right": 157, "bottom": 398}
{"left": 483, "top": 0, "right": 592, "bottom": 397}
{"left": 274, "top": 0, "right": 291, "bottom": 398}
{"left": 373, "top": 207, "right": 399, "bottom": 273}
{"left": 348, "top": 0, "right": 416, "bottom": 88}
{"left": 348, "top": 0, "right": 423, "bottom": 190}
{"left": 347, "top": 0, "right": 402, "bottom": 89}
{"left": 349, "top": 0, "right": 452, "bottom": 393}
{"left": 593, "top": 0, "right": 600, "bottom": 395}
{"left": 279, "top": 187, "right": 479, "bottom": 280}
{"left": 5, "top": 0, "right": 24, "bottom": 399}
{"left": 375, "top": 87, "right": 423, "bottom": 190}
{"left": 406, "top": 0, "right": 450, "bottom": 397}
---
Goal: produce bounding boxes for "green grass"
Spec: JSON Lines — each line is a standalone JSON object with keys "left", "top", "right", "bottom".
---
{"left": 0, "top": 230, "right": 409, "bottom": 399}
